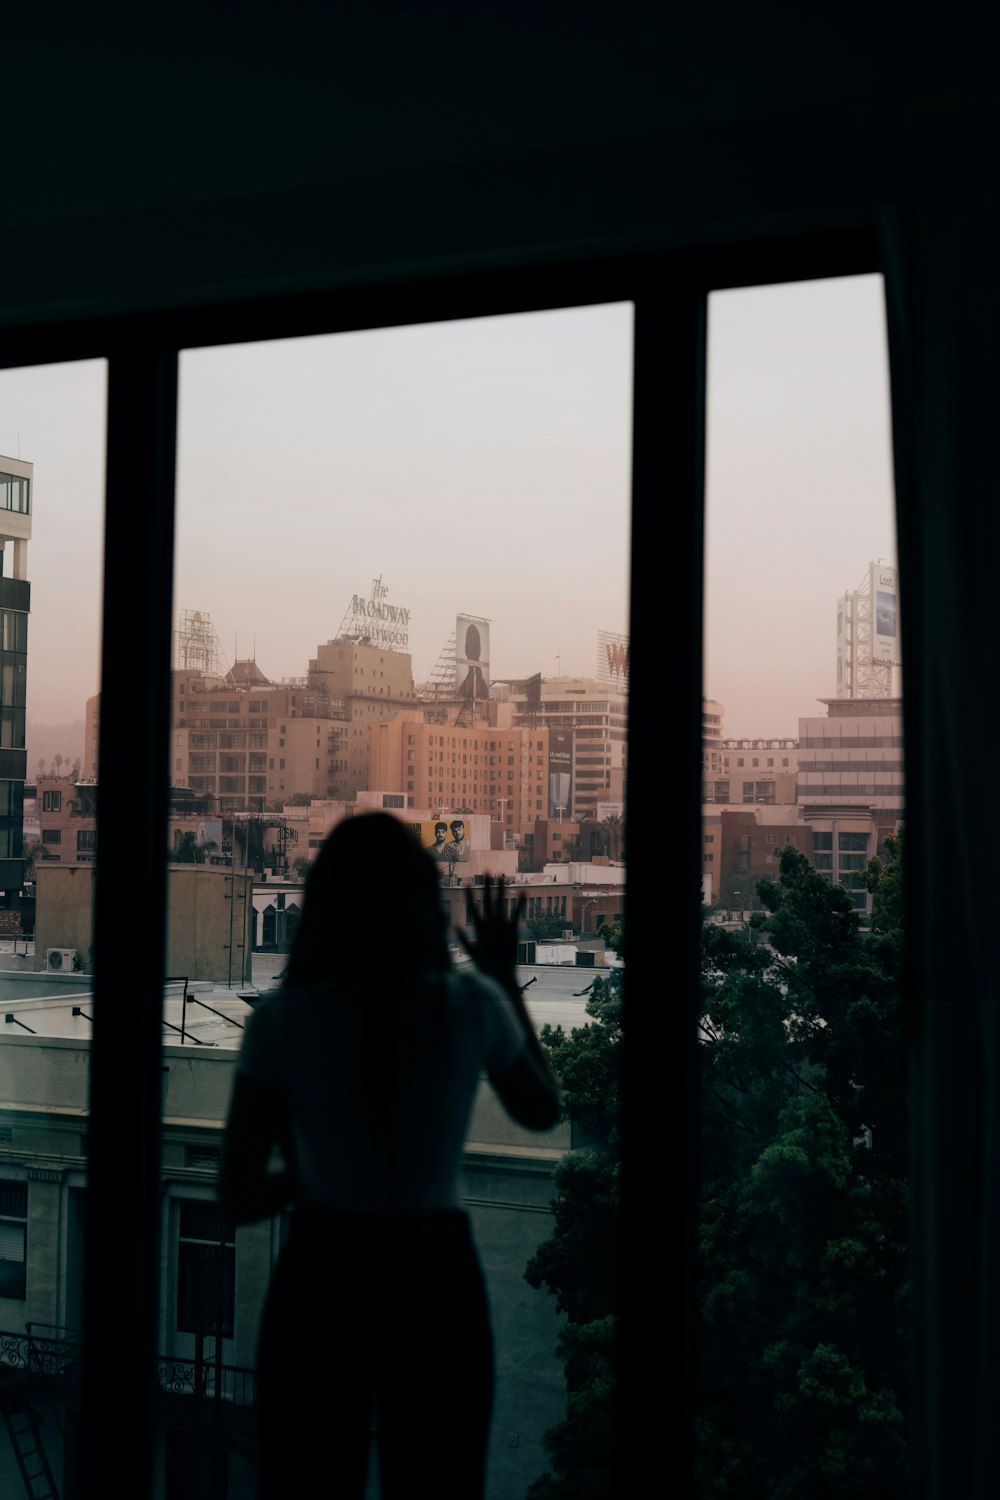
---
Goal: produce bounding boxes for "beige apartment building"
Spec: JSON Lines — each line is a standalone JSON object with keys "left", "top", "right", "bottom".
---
{"left": 703, "top": 738, "right": 799, "bottom": 805}
{"left": 703, "top": 698, "right": 725, "bottom": 777}
{"left": 369, "top": 710, "right": 550, "bottom": 837}
{"left": 82, "top": 636, "right": 418, "bottom": 810}
{"left": 797, "top": 698, "right": 904, "bottom": 813}
{"left": 307, "top": 638, "right": 418, "bottom": 799}
{"left": 85, "top": 664, "right": 352, "bottom": 810}
{"left": 501, "top": 676, "right": 627, "bottom": 820}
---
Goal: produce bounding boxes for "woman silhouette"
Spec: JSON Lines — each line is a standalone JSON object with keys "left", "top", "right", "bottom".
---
{"left": 220, "top": 811, "right": 559, "bottom": 1498}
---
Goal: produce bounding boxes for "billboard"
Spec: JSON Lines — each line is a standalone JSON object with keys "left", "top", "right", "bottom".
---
{"left": 416, "top": 817, "right": 471, "bottom": 864}
{"left": 456, "top": 616, "right": 490, "bottom": 700}
{"left": 870, "top": 563, "right": 899, "bottom": 663}
{"left": 598, "top": 630, "right": 630, "bottom": 685}
{"left": 548, "top": 728, "right": 573, "bottom": 817}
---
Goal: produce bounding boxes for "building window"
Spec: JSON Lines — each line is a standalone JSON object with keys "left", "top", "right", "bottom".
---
{"left": 41, "top": 828, "right": 62, "bottom": 845}
{"left": 0, "top": 1180, "right": 28, "bottom": 1298}
{"left": 176, "top": 1200, "right": 236, "bottom": 1337}
{"left": 42, "top": 789, "right": 62, "bottom": 812}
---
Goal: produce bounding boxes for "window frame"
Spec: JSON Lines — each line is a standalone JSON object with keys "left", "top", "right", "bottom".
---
{"left": 0, "top": 1177, "right": 28, "bottom": 1300}
{"left": 0, "top": 226, "right": 878, "bottom": 1498}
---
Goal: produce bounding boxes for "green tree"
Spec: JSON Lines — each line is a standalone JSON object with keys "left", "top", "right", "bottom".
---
{"left": 526, "top": 910, "right": 573, "bottom": 942}
{"left": 697, "top": 842, "right": 908, "bottom": 1498}
{"left": 597, "top": 920, "right": 623, "bottom": 958}
{"left": 523, "top": 964, "right": 622, "bottom": 1499}
{"left": 292, "top": 855, "right": 311, "bottom": 880}
{"left": 600, "top": 813, "right": 624, "bottom": 862}
{"left": 169, "top": 830, "right": 201, "bottom": 864}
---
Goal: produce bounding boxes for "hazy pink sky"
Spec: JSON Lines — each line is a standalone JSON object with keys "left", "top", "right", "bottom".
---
{"left": 0, "top": 276, "right": 894, "bottom": 751}
{"left": 704, "top": 274, "right": 896, "bottom": 739}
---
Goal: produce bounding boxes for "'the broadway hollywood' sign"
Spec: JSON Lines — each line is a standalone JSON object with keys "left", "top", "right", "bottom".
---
{"left": 346, "top": 576, "right": 412, "bottom": 649}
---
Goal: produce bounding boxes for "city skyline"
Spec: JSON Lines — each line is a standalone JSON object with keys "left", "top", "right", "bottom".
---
{"left": 3, "top": 275, "right": 894, "bottom": 750}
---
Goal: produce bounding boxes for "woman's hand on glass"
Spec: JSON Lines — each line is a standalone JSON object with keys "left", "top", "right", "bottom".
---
{"left": 457, "top": 876, "right": 525, "bottom": 985}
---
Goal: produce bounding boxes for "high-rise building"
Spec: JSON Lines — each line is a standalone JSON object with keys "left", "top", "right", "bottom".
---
{"left": 0, "top": 457, "right": 31, "bottom": 901}
{"left": 368, "top": 710, "right": 549, "bottom": 836}
{"left": 703, "top": 737, "right": 799, "bottom": 805}
{"left": 797, "top": 697, "right": 904, "bottom": 814}
{"left": 86, "top": 658, "right": 352, "bottom": 812}
{"left": 171, "top": 664, "right": 350, "bottom": 809}
{"left": 308, "top": 637, "right": 417, "bottom": 799}
{"left": 502, "top": 675, "right": 627, "bottom": 820}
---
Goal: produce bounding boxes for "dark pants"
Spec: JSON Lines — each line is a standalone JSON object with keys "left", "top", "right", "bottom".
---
{"left": 256, "top": 1208, "right": 495, "bottom": 1499}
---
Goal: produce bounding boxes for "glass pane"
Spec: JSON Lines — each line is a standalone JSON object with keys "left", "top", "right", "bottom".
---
{"left": 700, "top": 276, "right": 907, "bottom": 1491}
{"left": 165, "top": 305, "right": 631, "bottom": 1496}
{"left": 0, "top": 360, "right": 106, "bottom": 1490}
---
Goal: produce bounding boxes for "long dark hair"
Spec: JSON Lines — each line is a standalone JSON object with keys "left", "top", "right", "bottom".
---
{"left": 282, "top": 813, "right": 453, "bottom": 1136}
{"left": 284, "top": 811, "right": 451, "bottom": 986}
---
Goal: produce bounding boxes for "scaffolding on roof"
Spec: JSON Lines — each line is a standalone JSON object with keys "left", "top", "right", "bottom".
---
{"left": 174, "top": 610, "right": 230, "bottom": 678}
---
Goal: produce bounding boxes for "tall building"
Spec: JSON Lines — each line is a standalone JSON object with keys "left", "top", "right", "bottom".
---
{"left": 86, "top": 660, "right": 352, "bottom": 812}
{"left": 171, "top": 664, "right": 350, "bottom": 809}
{"left": 308, "top": 637, "right": 417, "bottom": 799}
{"left": 703, "top": 737, "right": 799, "bottom": 805}
{"left": 797, "top": 698, "right": 904, "bottom": 814}
{"left": 0, "top": 457, "right": 31, "bottom": 902}
{"left": 502, "top": 675, "right": 627, "bottom": 821}
{"left": 702, "top": 698, "right": 725, "bottom": 778}
{"left": 369, "top": 710, "right": 549, "bottom": 836}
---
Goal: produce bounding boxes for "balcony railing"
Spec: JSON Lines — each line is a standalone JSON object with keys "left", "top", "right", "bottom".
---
{"left": 0, "top": 1325, "right": 256, "bottom": 1411}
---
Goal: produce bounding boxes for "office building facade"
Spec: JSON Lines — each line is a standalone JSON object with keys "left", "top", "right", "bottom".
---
{"left": 0, "top": 457, "right": 31, "bottom": 903}
{"left": 503, "top": 676, "right": 627, "bottom": 821}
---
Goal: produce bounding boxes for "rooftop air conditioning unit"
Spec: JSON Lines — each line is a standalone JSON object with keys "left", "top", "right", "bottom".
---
{"left": 47, "top": 948, "right": 77, "bottom": 973}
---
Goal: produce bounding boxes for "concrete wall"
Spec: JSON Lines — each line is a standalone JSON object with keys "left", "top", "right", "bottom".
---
{"left": 33, "top": 864, "right": 97, "bottom": 970}
{"left": 0, "top": 1032, "right": 570, "bottom": 1498}
{"left": 33, "top": 864, "right": 254, "bottom": 984}
{"left": 166, "top": 867, "right": 254, "bottom": 984}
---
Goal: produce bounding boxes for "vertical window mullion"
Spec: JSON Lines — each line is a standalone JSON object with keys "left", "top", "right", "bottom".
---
{"left": 80, "top": 343, "right": 178, "bottom": 1500}
{"left": 624, "top": 283, "right": 706, "bottom": 1494}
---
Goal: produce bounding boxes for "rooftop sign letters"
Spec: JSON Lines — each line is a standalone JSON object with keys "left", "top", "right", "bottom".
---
{"left": 342, "top": 575, "right": 412, "bottom": 650}
{"left": 597, "top": 629, "right": 630, "bottom": 684}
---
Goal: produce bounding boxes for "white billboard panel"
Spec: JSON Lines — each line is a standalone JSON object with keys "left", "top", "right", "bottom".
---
{"left": 870, "top": 562, "right": 899, "bottom": 663}
{"left": 456, "top": 616, "right": 490, "bottom": 699}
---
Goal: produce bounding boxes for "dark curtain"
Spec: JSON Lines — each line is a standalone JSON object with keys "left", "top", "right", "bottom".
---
{"left": 882, "top": 189, "right": 1000, "bottom": 1500}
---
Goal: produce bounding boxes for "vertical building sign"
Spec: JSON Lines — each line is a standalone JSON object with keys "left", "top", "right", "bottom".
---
{"left": 870, "top": 562, "right": 899, "bottom": 663}
{"left": 548, "top": 728, "right": 573, "bottom": 817}
{"left": 456, "top": 617, "right": 490, "bottom": 700}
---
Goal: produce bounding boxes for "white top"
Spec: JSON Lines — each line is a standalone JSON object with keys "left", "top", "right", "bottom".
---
{"left": 237, "top": 968, "right": 523, "bottom": 1212}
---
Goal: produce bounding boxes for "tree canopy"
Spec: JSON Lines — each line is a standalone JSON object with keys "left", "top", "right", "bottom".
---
{"left": 697, "top": 838, "right": 908, "bottom": 1497}
{"left": 525, "top": 909, "right": 574, "bottom": 943}
{"left": 524, "top": 963, "right": 622, "bottom": 1499}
